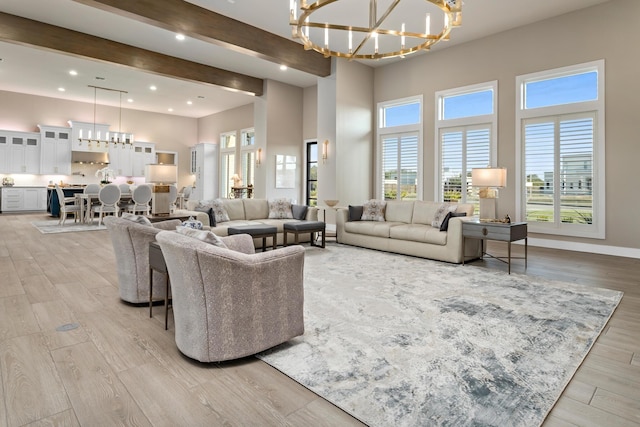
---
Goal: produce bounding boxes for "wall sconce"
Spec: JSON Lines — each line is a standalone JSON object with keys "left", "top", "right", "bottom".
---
{"left": 256, "top": 148, "right": 262, "bottom": 167}
{"left": 322, "top": 139, "right": 329, "bottom": 163}
{"left": 471, "top": 167, "right": 507, "bottom": 220}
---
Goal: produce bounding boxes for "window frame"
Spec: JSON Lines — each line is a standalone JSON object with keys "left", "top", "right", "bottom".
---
{"left": 515, "top": 60, "right": 605, "bottom": 239}
{"left": 376, "top": 95, "right": 423, "bottom": 201}
{"left": 434, "top": 81, "right": 498, "bottom": 204}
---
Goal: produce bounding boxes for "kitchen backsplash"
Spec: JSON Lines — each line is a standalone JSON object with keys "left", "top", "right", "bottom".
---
{"left": 0, "top": 163, "right": 147, "bottom": 187}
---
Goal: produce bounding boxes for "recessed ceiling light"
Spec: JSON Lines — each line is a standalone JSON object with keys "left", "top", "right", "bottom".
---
{"left": 149, "top": 85, "right": 157, "bottom": 91}
{"left": 175, "top": 33, "right": 185, "bottom": 41}
{"left": 58, "top": 87, "right": 65, "bottom": 92}
{"left": 127, "top": 98, "right": 134, "bottom": 103}
{"left": 69, "top": 70, "right": 78, "bottom": 76}
{"left": 280, "top": 65, "right": 287, "bottom": 71}
{"left": 187, "top": 100, "right": 193, "bottom": 105}
{"left": 168, "top": 108, "right": 174, "bottom": 112}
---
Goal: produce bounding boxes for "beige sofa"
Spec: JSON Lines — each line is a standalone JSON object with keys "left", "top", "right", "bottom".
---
{"left": 176, "top": 198, "right": 319, "bottom": 247}
{"left": 336, "top": 200, "right": 482, "bottom": 264}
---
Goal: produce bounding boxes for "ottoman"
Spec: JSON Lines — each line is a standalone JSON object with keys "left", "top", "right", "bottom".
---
{"left": 283, "top": 221, "right": 326, "bottom": 248}
{"left": 228, "top": 224, "right": 277, "bottom": 251}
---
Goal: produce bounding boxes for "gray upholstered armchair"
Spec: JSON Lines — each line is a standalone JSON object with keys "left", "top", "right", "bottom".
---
{"left": 156, "top": 231, "right": 305, "bottom": 362}
{"left": 104, "top": 216, "right": 182, "bottom": 303}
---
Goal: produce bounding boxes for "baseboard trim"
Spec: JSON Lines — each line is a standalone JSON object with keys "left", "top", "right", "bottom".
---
{"left": 522, "top": 237, "right": 640, "bottom": 259}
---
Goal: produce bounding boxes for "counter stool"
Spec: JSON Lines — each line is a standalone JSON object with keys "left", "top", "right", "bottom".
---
{"left": 283, "top": 221, "right": 326, "bottom": 248}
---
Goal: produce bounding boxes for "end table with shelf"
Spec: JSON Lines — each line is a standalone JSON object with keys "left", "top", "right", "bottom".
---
{"left": 462, "top": 220, "right": 527, "bottom": 274}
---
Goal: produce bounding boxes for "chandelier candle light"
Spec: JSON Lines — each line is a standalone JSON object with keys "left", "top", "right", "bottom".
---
{"left": 290, "top": 0, "right": 462, "bottom": 60}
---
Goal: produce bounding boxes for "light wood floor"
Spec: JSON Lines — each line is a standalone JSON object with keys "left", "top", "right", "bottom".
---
{"left": 0, "top": 213, "right": 638, "bottom": 427}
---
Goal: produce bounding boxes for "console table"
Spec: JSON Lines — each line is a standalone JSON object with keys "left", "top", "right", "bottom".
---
{"left": 462, "top": 220, "right": 527, "bottom": 274}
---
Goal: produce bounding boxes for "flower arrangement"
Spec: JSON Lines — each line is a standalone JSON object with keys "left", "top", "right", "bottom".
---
{"left": 96, "top": 167, "right": 115, "bottom": 184}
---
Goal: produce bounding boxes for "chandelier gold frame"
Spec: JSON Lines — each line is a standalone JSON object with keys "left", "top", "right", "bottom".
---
{"left": 290, "top": 0, "right": 462, "bottom": 60}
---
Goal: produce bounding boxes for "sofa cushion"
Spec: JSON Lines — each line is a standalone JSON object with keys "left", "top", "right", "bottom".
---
{"left": 176, "top": 226, "right": 228, "bottom": 248}
{"left": 243, "top": 199, "right": 269, "bottom": 220}
{"left": 211, "top": 199, "right": 231, "bottom": 223}
{"left": 385, "top": 201, "right": 414, "bottom": 223}
{"left": 432, "top": 203, "right": 458, "bottom": 228}
{"left": 291, "top": 204, "right": 308, "bottom": 220}
{"left": 224, "top": 199, "right": 245, "bottom": 220}
{"left": 361, "top": 199, "right": 386, "bottom": 221}
{"left": 389, "top": 224, "right": 448, "bottom": 245}
{"left": 344, "top": 221, "right": 403, "bottom": 238}
{"left": 268, "top": 198, "right": 294, "bottom": 219}
{"left": 411, "top": 201, "right": 442, "bottom": 225}
{"left": 348, "top": 205, "right": 363, "bottom": 221}
{"left": 194, "top": 205, "right": 215, "bottom": 226}
{"left": 440, "top": 212, "right": 467, "bottom": 231}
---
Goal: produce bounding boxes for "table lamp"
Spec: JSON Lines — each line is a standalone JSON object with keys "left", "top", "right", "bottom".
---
{"left": 471, "top": 167, "right": 507, "bottom": 221}
{"left": 145, "top": 164, "right": 177, "bottom": 215}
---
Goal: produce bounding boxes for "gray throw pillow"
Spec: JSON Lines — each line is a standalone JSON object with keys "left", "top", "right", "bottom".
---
{"left": 348, "top": 205, "right": 363, "bottom": 222}
{"left": 176, "top": 226, "right": 228, "bottom": 248}
{"left": 439, "top": 212, "right": 467, "bottom": 231}
{"left": 194, "top": 205, "right": 215, "bottom": 226}
{"left": 121, "top": 212, "right": 152, "bottom": 226}
{"left": 291, "top": 204, "right": 308, "bottom": 220}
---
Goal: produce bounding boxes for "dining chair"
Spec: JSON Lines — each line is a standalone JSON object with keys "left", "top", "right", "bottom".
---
{"left": 91, "top": 184, "right": 121, "bottom": 226}
{"left": 168, "top": 185, "right": 178, "bottom": 213}
{"left": 82, "top": 183, "right": 101, "bottom": 222}
{"left": 119, "top": 183, "right": 131, "bottom": 195}
{"left": 125, "top": 184, "right": 152, "bottom": 215}
{"left": 54, "top": 183, "right": 82, "bottom": 225}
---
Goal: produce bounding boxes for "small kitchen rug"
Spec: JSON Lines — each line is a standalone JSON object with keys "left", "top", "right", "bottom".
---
{"left": 31, "top": 220, "right": 107, "bottom": 234}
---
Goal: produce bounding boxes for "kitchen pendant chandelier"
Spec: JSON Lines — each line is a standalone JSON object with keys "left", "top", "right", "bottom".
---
{"left": 78, "top": 85, "right": 133, "bottom": 148}
{"left": 290, "top": 0, "right": 462, "bottom": 60}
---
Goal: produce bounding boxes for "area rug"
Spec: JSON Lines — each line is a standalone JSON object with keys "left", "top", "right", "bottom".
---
{"left": 257, "top": 244, "right": 622, "bottom": 427}
{"left": 31, "top": 220, "right": 107, "bottom": 234}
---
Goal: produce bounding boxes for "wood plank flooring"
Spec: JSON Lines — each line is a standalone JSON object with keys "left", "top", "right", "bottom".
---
{"left": 0, "top": 212, "right": 638, "bottom": 426}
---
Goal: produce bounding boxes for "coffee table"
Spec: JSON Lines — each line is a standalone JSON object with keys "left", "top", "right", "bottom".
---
{"left": 145, "top": 213, "right": 193, "bottom": 223}
{"left": 227, "top": 224, "right": 277, "bottom": 251}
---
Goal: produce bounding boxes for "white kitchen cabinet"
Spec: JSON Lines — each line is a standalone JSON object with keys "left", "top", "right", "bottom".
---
{"left": 39, "top": 125, "right": 71, "bottom": 175}
{"left": 67, "top": 120, "right": 110, "bottom": 153}
{"left": 190, "top": 143, "right": 216, "bottom": 201}
{"left": 0, "top": 134, "right": 8, "bottom": 172}
{"left": 3, "top": 130, "right": 40, "bottom": 174}
{"left": 132, "top": 142, "right": 156, "bottom": 177}
{"left": 109, "top": 143, "right": 134, "bottom": 177}
{"left": 0, "top": 187, "right": 47, "bottom": 212}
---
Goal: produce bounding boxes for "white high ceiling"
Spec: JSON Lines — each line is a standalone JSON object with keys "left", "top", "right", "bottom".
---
{"left": 0, "top": 0, "right": 610, "bottom": 118}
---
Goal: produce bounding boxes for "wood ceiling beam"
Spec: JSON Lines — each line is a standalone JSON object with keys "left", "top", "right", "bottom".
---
{"left": 72, "top": 0, "right": 332, "bottom": 78}
{"left": 0, "top": 12, "right": 264, "bottom": 96}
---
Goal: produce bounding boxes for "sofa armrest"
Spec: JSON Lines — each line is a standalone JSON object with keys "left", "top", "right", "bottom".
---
{"left": 152, "top": 219, "right": 183, "bottom": 230}
{"left": 305, "top": 206, "right": 319, "bottom": 221}
{"left": 220, "top": 234, "right": 256, "bottom": 254}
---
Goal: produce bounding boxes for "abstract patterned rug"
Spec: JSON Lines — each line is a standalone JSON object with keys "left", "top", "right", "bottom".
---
{"left": 31, "top": 220, "right": 107, "bottom": 234}
{"left": 258, "top": 244, "right": 622, "bottom": 427}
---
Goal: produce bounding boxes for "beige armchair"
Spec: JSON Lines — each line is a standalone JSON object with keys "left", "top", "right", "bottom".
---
{"left": 155, "top": 231, "right": 305, "bottom": 362}
{"left": 103, "top": 216, "right": 182, "bottom": 303}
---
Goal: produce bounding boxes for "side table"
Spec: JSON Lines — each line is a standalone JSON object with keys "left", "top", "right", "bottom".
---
{"left": 149, "top": 241, "right": 171, "bottom": 330}
{"left": 462, "top": 220, "right": 527, "bottom": 274}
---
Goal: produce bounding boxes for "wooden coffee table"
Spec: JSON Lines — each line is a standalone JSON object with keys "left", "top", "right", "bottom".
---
{"left": 145, "top": 213, "right": 193, "bottom": 223}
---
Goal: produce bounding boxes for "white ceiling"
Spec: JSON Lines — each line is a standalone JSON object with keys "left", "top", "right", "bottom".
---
{"left": 0, "top": 0, "right": 610, "bottom": 118}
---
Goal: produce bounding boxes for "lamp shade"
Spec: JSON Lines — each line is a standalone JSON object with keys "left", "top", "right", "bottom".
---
{"left": 145, "top": 164, "right": 177, "bottom": 184}
{"left": 472, "top": 167, "right": 507, "bottom": 188}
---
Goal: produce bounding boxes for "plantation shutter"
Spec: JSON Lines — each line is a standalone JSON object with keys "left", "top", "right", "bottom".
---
{"left": 382, "top": 132, "right": 418, "bottom": 201}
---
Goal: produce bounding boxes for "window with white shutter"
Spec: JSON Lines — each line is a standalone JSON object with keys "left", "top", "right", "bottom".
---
{"left": 436, "top": 81, "right": 497, "bottom": 210}
{"left": 516, "top": 60, "right": 604, "bottom": 238}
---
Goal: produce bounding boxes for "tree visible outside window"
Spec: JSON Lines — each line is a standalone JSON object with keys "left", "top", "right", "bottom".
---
{"left": 306, "top": 142, "right": 318, "bottom": 206}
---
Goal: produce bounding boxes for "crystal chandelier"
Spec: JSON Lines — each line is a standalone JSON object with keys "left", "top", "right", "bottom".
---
{"left": 290, "top": 0, "right": 462, "bottom": 60}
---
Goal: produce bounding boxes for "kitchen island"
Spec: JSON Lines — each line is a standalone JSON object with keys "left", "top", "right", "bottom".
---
{"left": 47, "top": 186, "right": 85, "bottom": 217}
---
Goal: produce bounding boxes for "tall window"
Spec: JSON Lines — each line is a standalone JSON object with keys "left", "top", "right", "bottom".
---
{"left": 516, "top": 60, "right": 605, "bottom": 238}
{"left": 377, "top": 96, "right": 422, "bottom": 201}
{"left": 306, "top": 142, "right": 318, "bottom": 206}
{"left": 240, "top": 128, "right": 256, "bottom": 188}
{"left": 220, "top": 131, "right": 236, "bottom": 198}
{"left": 435, "top": 81, "right": 497, "bottom": 209}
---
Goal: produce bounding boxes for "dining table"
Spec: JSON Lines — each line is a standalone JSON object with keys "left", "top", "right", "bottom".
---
{"left": 75, "top": 192, "right": 131, "bottom": 223}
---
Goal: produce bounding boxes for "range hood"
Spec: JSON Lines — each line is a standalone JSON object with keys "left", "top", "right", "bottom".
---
{"left": 71, "top": 151, "right": 110, "bottom": 164}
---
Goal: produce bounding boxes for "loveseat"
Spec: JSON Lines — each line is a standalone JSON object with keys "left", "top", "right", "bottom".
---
{"left": 336, "top": 200, "right": 482, "bottom": 264}
{"left": 176, "top": 198, "right": 319, "bottom": 247}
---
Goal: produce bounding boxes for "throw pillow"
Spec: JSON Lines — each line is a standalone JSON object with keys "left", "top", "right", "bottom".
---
{"left": 121, "top": 212, "right": 152, "bottom": 226}
{"left": 176, "top": 226, "right": 228, "bottom": 248}
{"left": 432, "top": 204, "right": 458, "bottom": 228}
{"left": 291, "top": 204, "right": 308, "bottom": 220}
{"left": 268, "top": 198, "right": 294, "bottom": 219}
{"left": 348, "top": 205, "right": 363, "bottom": 222}
{"left": 439, "top": 212, "right": 467, "bottom": 232}
{"left": 181, "top": 216, "right": 203, "bottom": 230}
{"left": 194, "top": 205, "right": 215, "bottom": 226}
{"left": 211, "top": 199, "right": 230, "bottom": 223}
{"left": 361, "top": 199, "right": 386, "bottom": 222}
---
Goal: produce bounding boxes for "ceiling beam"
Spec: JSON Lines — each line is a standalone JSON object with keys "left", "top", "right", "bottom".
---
{"left": 72, "top": 0, "right": 332, "bottom": 78}
{"left": 0, "top": 12, "right": 264, "bottom": 96}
